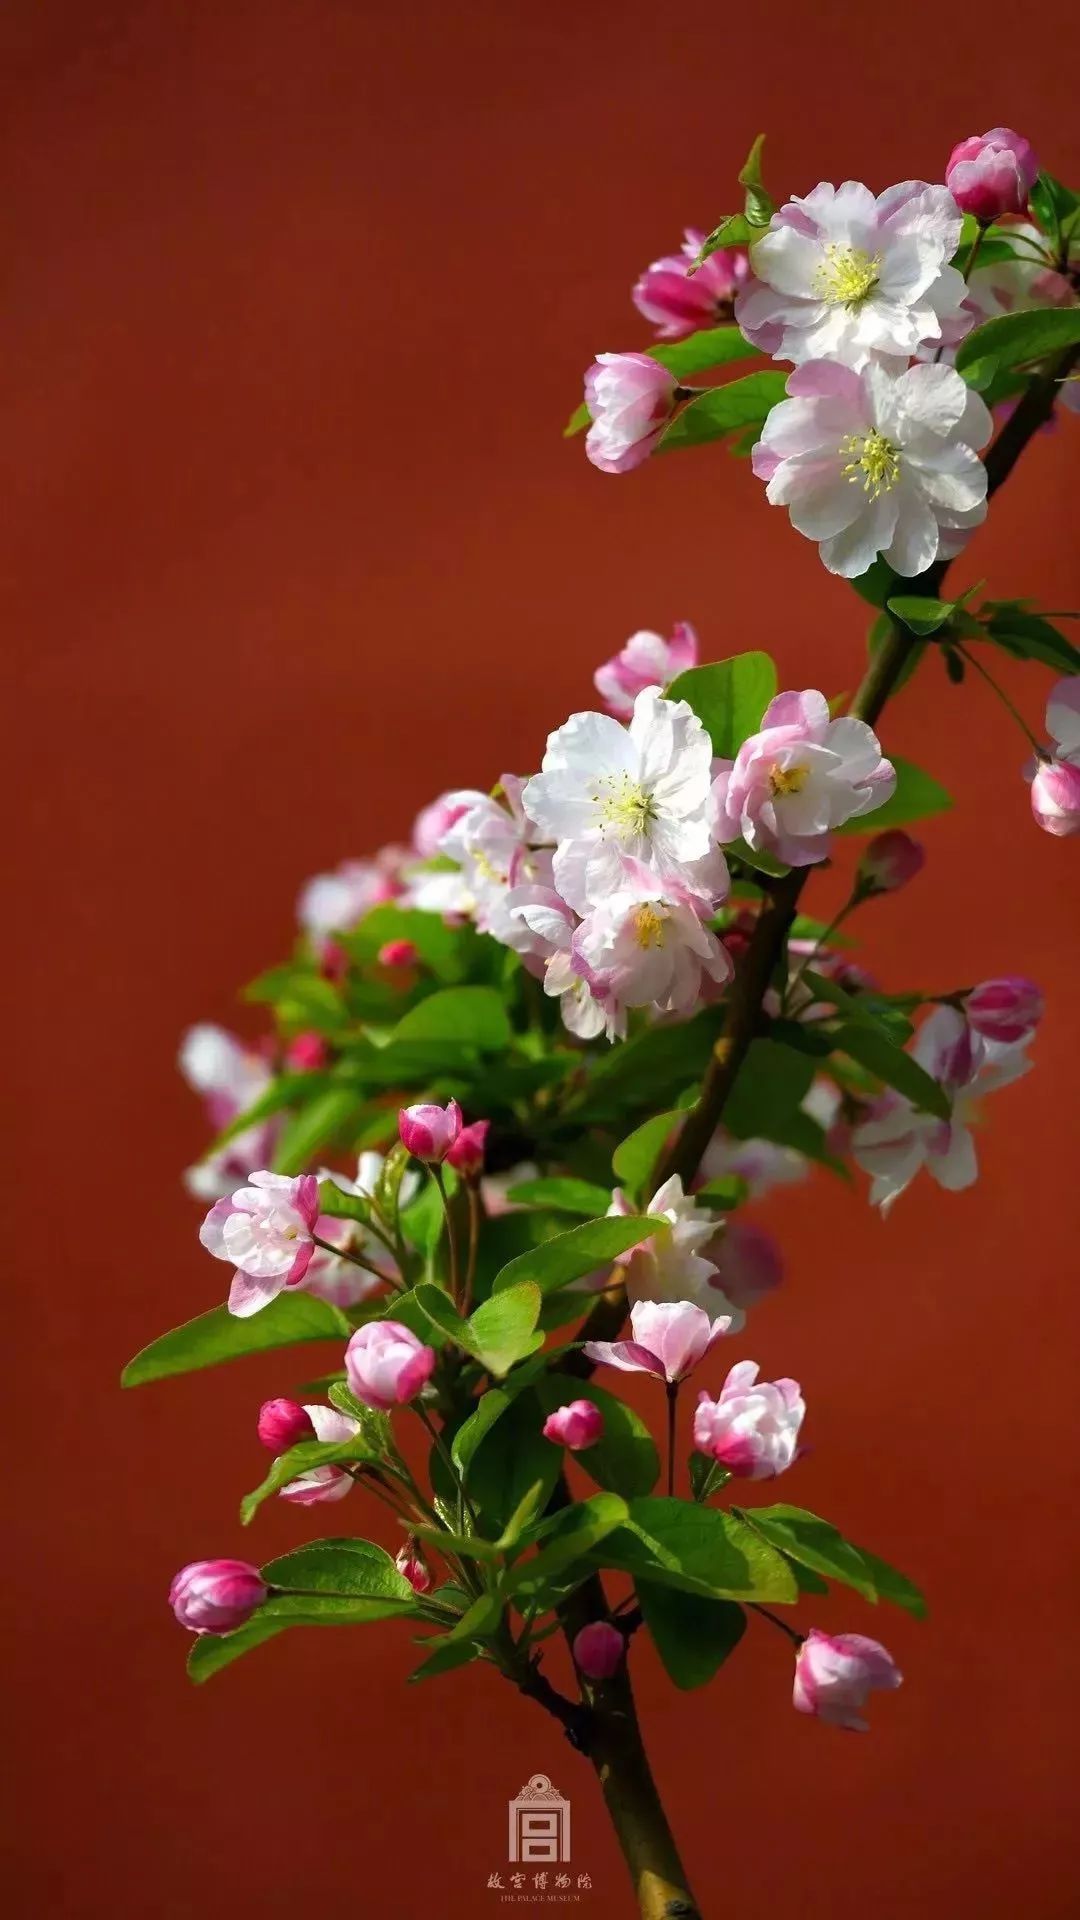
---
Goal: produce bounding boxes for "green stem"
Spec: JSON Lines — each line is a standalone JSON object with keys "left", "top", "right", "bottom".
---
{"left": 954, "top": 642, "right": 1047, "bottom": 755}
{"left": 666, "top": 1383, "right": 678, "bottom": 1498}
{"left": 431, "top": 1167, "right": 461, "bottom": 1305}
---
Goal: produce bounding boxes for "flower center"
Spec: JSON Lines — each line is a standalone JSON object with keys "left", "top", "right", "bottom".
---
{"left": 593, "top": 773, "right": 656, "bottom": 837}
{"left": 813, "top": 243, "right": 880, "bottom": 307}
{"left": 839, "top": 429, "right": 900, "bottom": 500}
{"left": 768, "top": 762, "right": 809, "bottom": 797}
{"left": 632, "top": 904, "right": 666, "bottom": 949}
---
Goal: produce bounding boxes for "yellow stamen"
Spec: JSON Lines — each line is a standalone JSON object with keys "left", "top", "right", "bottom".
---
{"left": 768, "top": 763, "right": 809, "bottom": 797}
{"left": 633, "top": 904, "right": 666, "bottom": 949}
{"left": 592, "top": 773, "right": 656, "bottom": 837}
{"left": 839, "top": 428, "right": 901, "bottom": 500}
{"left": 812, "top": 242, "right": 880, "bottom": 307}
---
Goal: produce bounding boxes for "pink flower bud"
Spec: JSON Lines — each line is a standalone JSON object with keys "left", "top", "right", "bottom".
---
{"left": 632, "top": 230, "right": 749, "bottom": 342}
{"left": 793, "top": 1629, "right": 902, "bottom": 1732}
{"left": 573, "top": 1621, "right": 624, "bottom": 1680}
{"left": 319, "top": 938, "right": 349, "bottom": 984}
{"left": 1029, "top": 756, "right": 1080, "bottom": 837}
{"left": 395, "top": 1542, "right": 433, "bottom": 1594}
{"left": 856, "top": 829, "right": 925, "bottom": 895}
{"left": 257, "top": 1397, "right": 316, "bottom": 1454}
{"left": 398, "top": 1099, "right": 463, "bottom": 1163}
{"left": 284, "top": 1031, "right": 328, "bottom": 1072}
{"left": 445, "top": 1118, "right": 490, "bottom": 1179}
{"left": 946, "top": 127, "right": 1039, "bottom": 221}
{"left": 965, "top": 976, "right": 1044, "bottom": 1044}
{"left": 169, "top": 1558, "right": 267, "bottom": 1633}
{"left": 345, "top": 1319, "right": 436, "bottom": 1411}
{"left": 542, "top": 1399, "right": 605, "bottom": 1451}
{"left": 583, "top": 352, "right": 680, "bottom": 474}
{"left": 377, "top": 939, "right": 419, "bottom": 968}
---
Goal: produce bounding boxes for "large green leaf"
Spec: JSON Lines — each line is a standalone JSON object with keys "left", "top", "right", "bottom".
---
{"left": 736, "top": 1504, "right": 876, "bottom": 1601}
{"left": 491, "top": 1216, "right": 653, "bottom": 1296}
{"left": 451, "top": 1388, "right": 512, "bottom": 1478}
{"left": 637, "top": 1582, "right": 746, "bottom": 1689}
{"left": 505, "top": 1493, "right": 629, "bottom": 1595}
{"left": 392, "top": 986, "right": 511, "bottom": 1051}
{"left": 121, "top": 1291, "right": 350, "bottom": 1388}
{"left": 956, "top": 305, "right": 1080, "bottom": 379}
{"left": 413, "top": 1280, "right": 544, "bottom": 1375}
{"left": 593, "top": 1497, "right": 799, "bottom": 1602}
{"left": 534, "top": 1376, "right": 660, "bottom": 1499}
{"left": 832, "top": 1021, "right": 950, "bottom": 1120}
{"left": 667, "top": 651, "right": 778, "bottom": 760}
{"left": 658, "top": 372, "right": 786, "bottom": 453}
{"left": 835, "top": 756, "right": 952, "bottom": 834}
{"left": 504, "top": 1177, "right": 614, "bottom": 1217}
{"left": 262, "top": 1536, "right": 416, "bottom": 1602}
{"left": 469, "top": 1389, "right": 562, "bottom": 1529}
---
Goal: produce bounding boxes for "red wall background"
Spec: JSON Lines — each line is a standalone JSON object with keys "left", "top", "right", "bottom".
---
{"left": 5, "top": 4, "right": 1078, "bottom": 1914}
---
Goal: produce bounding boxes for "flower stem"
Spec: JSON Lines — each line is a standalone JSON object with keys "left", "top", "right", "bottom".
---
{"left": 954, "top": 642, "right": 1046, "bottom": 755}
{"left": 666, "top": 1383, "right": 678, "bottom": 1498}
{"left": 431, "top": 1166, "right": 461, "bottom": 1305}
{"left": 750, "top": 1602, "right": 805, "bottom": 1647}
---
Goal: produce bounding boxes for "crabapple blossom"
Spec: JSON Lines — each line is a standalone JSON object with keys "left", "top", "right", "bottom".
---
{"left": 1026, "top": 678, "right": 1080, "bottom": 837}
{"left": 522, "top": 687, "right": 726, "bottom": 915}
{"left": 851, "top": 1005, "right": 1032, "bottom": 1211}
{"left": 585, "top": 1298, "right": 731, "bottom": 1384}
{"left": 793, "top": 1629, "right": 902, "bottom": 1732}
{"left": 500, "top": 884, "right": 608, "bottom": 1039}
{"left": 200, "top": 1171, "right": 321, "bottom": 1318}
{"left": 445, "top": 1119, "right": 490, "bottom": 1179}
{"left": 573, "top": 1621, "right": 625, "bottom": 1679}
{"left": 700, "top": 1128, "right": 809, "bottom": 1198}
{"left": 965, "top": 977, "right": 1044, "bottom": 1045}
{"left": 632, "top": 229, "right": 749, "bottom": 340}
{"left": 583, "top": 353, "right": 681, "bottom": 474}
{"left": 699, "top": 1220, "right": 784, "bottom": 1332}
{"left": 257, "top": 1398, "right": 315, "bottom": 1453}
{"left": 412, "top": 789, "right": 490, "bottom": 860}
{"left": 398, "top": 1100, "right": 463, "bottom": 1163}
{"left": 412, "top": 780, "right": 552, "bottom": 931}
{"left": 297, "top": 854, "right": 402, "bottom": 937}
{"left": 946, "top": 128, "right": 1038, "bottom": 222}
{"left": 712, "top": 688, "right": 895, "bottom": 866}
{"left": 395, "top": 1543, "right": 432, "bottom": 1594}
{"left": 856, "top": 829, "right": 926, "bottom": 895}
{"left": 607, "top": 1177, "right": 722, "bottom": 1304}
{"left": 178, "top": 1024, "right": 277, "bottom": 1201}
{"left": 345, "top": 1320, "right": 436, "bottom": 1411}
{"left": 278, "top": 1404, "right": 361, "bottom": 1507}
{"left": 572, "top": 872, "right": 733, "bottom": 1030}
{"left": 594, "top": 622, "right": 698, "bottom": 719}
{"left": 693, "top": 1360, "right": 805, "bottom": 1478}
{"left": 735, "top": 180, "right": 968, "bottom": 369}
{"left": 752, "top": 359, "right": 992, "bottom": 579}
{"left": 169, "top": 1559, "right": 267, "bottom": 1634}
{"left": 542, "top": 1400, "right": 605, "bottom": 1451}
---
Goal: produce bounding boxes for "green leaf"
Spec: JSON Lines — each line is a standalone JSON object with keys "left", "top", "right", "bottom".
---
{"left": 451, "top": 1388, "right": 512, "bottom": 1478}
{"left": 658, "top": 372, "right": 787, "bottom": 453}
{"left": 1029, "top": 170, "right": 1080, "bottom": 240}
{"left": 491, "top": 1216, "right": 654, "bottom": 1297}
{"left": 535, "top": 1376, "right": 660, "bottom": 1499}
{"left": 850, "top": 557, "right": 901, "bottom": 608}
{"left": 984, "top": 607, "right": 1080, "bottom": 675}
{"left": 738, "top": 131, "right": 775, "bottom": 229}
{"left": 667, "top": 651, "right": 778, "bottom": 759}
{"left": 724, "top": 1037, "right": 815, "bottom": 1142}
{"left": 273, "top": 1085, "right": 366, "bottom": 1173}
{"left": 408, "top": 1636, "right": 487, "bottom": 1682}
{"left": 727, "top": 835, "right": 790, "bottom": 878}
{"left": 504, "top": 1177, "right": 613, "bottom": 1217}
{"left": 187, "top": 1619, "right": 291, "bottom": 1683}
{"left": 637, "top": 1582, "right": 745, "bottom": 1689}
{"left": 410, "top": 1523, "right": 503, "bottom": 1565}
{"left": 495, "top": 1479, "right": 550, "bottom": 1554}
{"left": 831, "top": 1020, "right": 950, "bottom": 1119}
{"left": 441, "top": 1592, "right": 502, "bottom": 1643}
{"left": 505, "top": 1493, "right": 629, "bottom": 1594}
{"left": 956, "top": 306, "right": 1080, "bottom": 379}
{"left": 849, "top": 1544, "right": 927, "bottom": 1619}
{"left": 835, "top": 756, "right": 952, "bottom": 833}
{"left": 469, "top": 1389, "right": 562, "bottom": 1530}
{"left": 392, "top": 986, "right": 511, "bottom": 1051}
{"left": 690, "top": 213, "right": 754, "bottom": 265}
{"left": 737, "top": 1504, "right": 876, "bottom": 1601}
{"left": 262, "top": 1537, "right": 416, "bottom": 1602}
{"left": 800, "top": 970, "right": 913, "bottom": 1045}
{"left": 653, "top": 327, "right": 760, "bottom": 381}
{"left": 413, "top": 1280, "right": 545, "bottom": 1375}
{"left": 688, "top": 1451, "right": 731, "bottom": 1502}
{"left": 257, "top": 1589, "right": 417, "bottom": 1625}
{"left": 612, "top": 1110, "right": 681, "bottom": 1198}
{"left": 201, "top": 1072, "right": 329, "bottom": 1156}
{"left": 240, "top": 1430, "right": 380, "bottom": 1524}
{"left": 594, "top": 1497, "right": 799, "bottom": 1602}
{"left": 346, "top": 904, "right": 471, "bottom": 981}
{"left": 121, "top": 1292, "right": 350, "bottom": 1388}
{"left": 886, "top": 595, "right": 957, "bottom": 638}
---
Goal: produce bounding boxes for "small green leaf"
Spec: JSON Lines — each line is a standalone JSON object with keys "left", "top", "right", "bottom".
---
{"left": 689, "top": 214, "right": 754, "bottom": 266}
{"left": 273, "top": 1086, "right": 366, "bottom": 1173}
{"left": 835, "top": 756, "right": 952, "bottom": 834}
{"left": 240, "top": 1428, "right": 381, "bottom": 1524}
{"left": 956, "top": 306, "right": 1080, "bottom": 378}
{"left": 409, "top": 1636, "right": 487, "bottom": 1682}
{"left": 392, "top": 986, "right": 511, "bottom": 1051}
{"left": 850, "top": 1544, "right": 927, "bottom": 1618}
{"left": 727, "top": 835, "right": 790, "bottom": 878}
{"left": 667, "top": 651, "right": 778, "bottom": 759}
{"left": 738, "top": 131, "right": 775, "bottom": 229}
{"left": 121, "top": 1292, "right": 350, "bottom": 1388}
{"left": 886, "top": 595, "right": 957, "bottom": 638}
{"left": 688, "top": 1451, "right": 731, "bottom": 1502}
{"left": 504, "top": 1177, "right": 614, "bottom": 1217}
{"left": 832, "top": 1021, "right": 950, "bottom": 1119}
{"left": 612, "top": 1110, "right": 681, "bottom": 1198}
{"left": 492, "top": 1216, "right": 654, "bottom": 1297}
{"left": 737, "top": 1504, "right": 876, "bottom": 1601}
{"left": 451, "top": 1389, "right": 512, "bottom": 1478}
{"left": 413, "top": 1280, "right": 545, "bottom": 1375}
{"left": 652, "top": 327, "right": 760, "bottom": 381}
{"left": 851, "top": 558, "right": 902, "bottom": 608}
{"left": 637, "top": 1581, "right": 745, "bottom": 1689}
{"left": 984, "top": 607, "right": 1080, "bottom": 675}
{"left": 505, "top": 1493, "right": 629, "bottom": 1595}
{"left": 658, "top": 372, "right": 787, "bottom": 453}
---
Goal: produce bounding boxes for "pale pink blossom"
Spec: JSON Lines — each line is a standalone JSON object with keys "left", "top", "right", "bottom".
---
{"left": 573, "top": 1621, "right": 624, "bottom": 1679}
{"left": 297, "top": 854, "right": 402, "bottom": 937}
{"left": 1026, "top": 678, "right": 1080, "bottom": 837}
{"left": 200, "top": 1171, "right": 321, "bottom": 1318}
{"left": 257, "top": 1398, "right": 316, "bottom": 1453}
{"left": 395, "top": 1542, "right": 433, "bottom": 1594}
{"left": 445, "top": 1119, "right": 490, "bottom": 1179}
{"left": 543, "top": 1400, "right": 605, "bottom": 1451}
{"left": 699, "top": 1220, "right": 784, "bottom": 1331}
{"left": 398, "top": 1100, "right": 463, "bottom": 1163}
{"left": 736, "top": 180, "right": 968, "bottom": 369}
{"left": 946, "top": 128, "right": 1038, "bottom": 222}
{"left": 752, "top": 359, "right": 992, "bottom": 578}
{"left": 502, "top": 884, "right": 610, "bottom": 1040}
{"left": 713, "top": 688, "right": 895, "bottom": 866}
{"left": 602, "top": 1176, "right": 722, "bottom": 1304}
{"left": 178, "top": 1024, "right": 278, "bottom": 1201}
{"left": 345, "top": 1320, "right": 436, "bottom": 1411}
{"left": 965, "top": 977, "right": 1044, "bottom": 1045}
{"left": 572, "top": 871, "right": 733, "bottom": 1030}
{"left": 583, "top": 352, "right": 680, "bottom": 473}
{"left": 793, "top": 1629, "right": 902, "bottom": 1732}
{"left": 278, "top": 1404, "right": 360, "bottom": 1507}
{"left": 594, "top": 622, "right": 698, "bottom": 719}
{"left": 700, "top": 1129, "right": 809, "bottom": 1198}
{"left": 412, "top": 779, "right": 552, "bottom": 932}
{"left": 412, "top": 789, "right": 491, "bottom": 860}
{"left": 585, "top": 1297, "right": 730, "bottom": 1384}
{"left": 857, "top": 829, "right": 925, "bottom": 895}
{"left": 169, "top": 1559, "right": 267, "bottom": 1634}
{"left": 633, "top": 229, "right": 749, "bottom": 339}
{"left": 693, "top": 1360, "right": 805, "bottom": 1478}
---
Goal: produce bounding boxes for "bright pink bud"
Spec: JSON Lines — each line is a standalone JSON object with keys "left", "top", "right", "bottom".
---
{"left": 395, "top": 1542, "right": 433, "bottom": 1594}
{"left": 445, "top": 1118, "right": 490, "bottom": 1179}
{"left": 378, "top": 938, "right": 419, "bottom": 968}
{"left": 345, "top": 1319, "right": 437, "bottom": 1411}
{"left": 966, "top": 976, "right": 1044, "bottom": 1044}
{"left": 1029, "top": 756, "right": 1080, "bottom": 836}
{"left": 169, "top": 1558, "right": 267, "bottom": 1633}
{"left": 319, "top": 938, "right": 349, "bottom": 984}
{"left": 573, "top": 1621, "right": 624, "bottom": 1680}
{"left": 793, "top": 1629, "right": 902, "bottom": 1732}
{"left": 398, "top": 1099, "right": 463, "bottom": 1162}
{"left": 284, "top": 1031, "right": 328, "bottom": 1072}
{"left": 946, "top": 127, "right": 1038, "bottom": 221}
{"left": 632, "top": 230, "right": 749, "bottom": 342}
{"left": 583, "top": 353, "right": 680, "bottom": 474}
{"left": 542, "top": 1399, "right": 605, "bottom": 1451}
{"left": 257, "top": 1397, "right": 316, "bottom": 1454}
{"left": 857, "top": 829, "right": 925, "bottom": 895}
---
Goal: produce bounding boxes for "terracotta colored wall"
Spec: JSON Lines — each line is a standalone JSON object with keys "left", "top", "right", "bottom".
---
{"left": 5, "top": 4, "right": 1078, "bottom": 1914}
